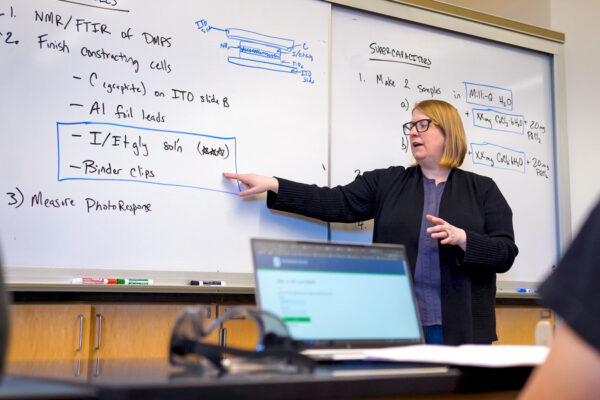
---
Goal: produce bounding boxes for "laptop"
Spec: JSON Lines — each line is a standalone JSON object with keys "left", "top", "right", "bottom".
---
{"left": 251, "top": 238, "right": 425, "bottom": 362}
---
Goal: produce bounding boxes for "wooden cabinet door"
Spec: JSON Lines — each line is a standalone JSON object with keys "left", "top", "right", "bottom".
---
{"left": 6, "top": 304, "right": 93, "bottom": 362}
{"left": 495, "top": 305, "right": 554, "bottom": 345}
{"left": 91, "top": 303, "right": 217, "bottom": 359}
{"left": 219, "top": 305, "right": 259, "bottom": 351}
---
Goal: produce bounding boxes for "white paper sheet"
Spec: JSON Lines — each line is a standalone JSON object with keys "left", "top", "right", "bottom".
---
{"left": 364, "top": 345, "right": 549, "bottom": 368}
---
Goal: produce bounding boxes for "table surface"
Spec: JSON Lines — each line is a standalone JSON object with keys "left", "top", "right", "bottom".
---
{"left": 2, "top": 358, "right": 532, "bottom": 400}
{"left": 0, "top": 375, "right": 96, "bottom": 399}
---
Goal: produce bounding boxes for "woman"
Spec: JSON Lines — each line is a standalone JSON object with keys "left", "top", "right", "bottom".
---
{"left": 224, "top": 99, "right": 518, "bottom": 345}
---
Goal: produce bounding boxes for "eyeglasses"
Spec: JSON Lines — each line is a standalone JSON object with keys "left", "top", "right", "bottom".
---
{"left": 402, "top": 118, "right": 439, "bottom": 135}
{"left": 169, "top": 306, "right": 314, "bottom": 375}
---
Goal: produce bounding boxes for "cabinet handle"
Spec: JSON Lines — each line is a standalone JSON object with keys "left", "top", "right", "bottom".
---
{"left": 75, "top": 359, "right": 81, "bottom": 378}
{"left": 76, "top": 314, "right": 84, "bottom": 352}
{"left": 94, "top": 357, "right": 101, "bottom": 377}
{"left": 95, "top": 313, "right": 103, "bottom": 350}
{"left": 203, "top": 306, "right": 212, "bottom": 319}
{"left": 219, "top": 327, "right": 227, "bottom": 347}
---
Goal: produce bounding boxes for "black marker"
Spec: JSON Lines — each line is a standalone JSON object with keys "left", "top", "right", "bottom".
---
{"left": 189, "top": 280, "right": 226, "bottom": 286}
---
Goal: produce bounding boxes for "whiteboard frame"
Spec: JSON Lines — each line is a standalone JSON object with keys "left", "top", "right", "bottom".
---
{"left": 325, "top": 0, "right": 571, "bottom": 293}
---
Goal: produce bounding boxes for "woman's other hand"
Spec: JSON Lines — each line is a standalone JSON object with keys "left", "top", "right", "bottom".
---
{"left": 426, "top": 214, "right": 467, "bottom": 251}
{"left": 223, "top": 172, "right": 279, "bottom": 197}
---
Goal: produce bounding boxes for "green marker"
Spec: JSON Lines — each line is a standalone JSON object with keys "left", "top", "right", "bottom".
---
{"left": 116, "top": 278, "right": 154, "bottom": 285}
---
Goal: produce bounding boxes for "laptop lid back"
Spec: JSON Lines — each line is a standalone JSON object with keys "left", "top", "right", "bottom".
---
{"left": 252, "top": 239, "right": 423, "bottom": 349}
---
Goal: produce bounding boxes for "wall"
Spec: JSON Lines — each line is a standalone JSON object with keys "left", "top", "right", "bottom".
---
{"left": 440, "top": 0, "right": 551, "bottom": 29}
{"left": 443, "top": 0, "right": 600, "bottom": 235}
{"left": 550, "top": 0, "right": 600, "bottom": 232}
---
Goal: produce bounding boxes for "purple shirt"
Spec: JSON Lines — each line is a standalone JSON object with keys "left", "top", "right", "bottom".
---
{"left": 414, "top": 176, "right": 445, "bottom": 326}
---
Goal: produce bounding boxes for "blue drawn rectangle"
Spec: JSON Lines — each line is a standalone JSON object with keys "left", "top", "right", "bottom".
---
{"left": 226, "top": 28, "right": 295, "bottom": 51}
{"left": 57, "top": 122, "right": 240, "bottom": 195}
{"left": 240, "top": 41, "right": 282, "bottom": 60}
{"left": 472, "top": 108, "right": 524, "bottom": 135}
{"left": 470, "top": 142, "right": 526, "bottom": 174}
{"left": 228, "top": 56, "right": 298, "bottom": 73}
{"left": 464, "top": 82, "right": 513, "bottom": 111}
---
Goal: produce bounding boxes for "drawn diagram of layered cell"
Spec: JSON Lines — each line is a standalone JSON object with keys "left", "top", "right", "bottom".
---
{"left": 195, "top": 19, "right": 315, "bottom": 84}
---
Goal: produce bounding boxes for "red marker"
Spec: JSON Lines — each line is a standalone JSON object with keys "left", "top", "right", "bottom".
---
{"left": 70, "top": 278, "right": 118, "bottom": 284}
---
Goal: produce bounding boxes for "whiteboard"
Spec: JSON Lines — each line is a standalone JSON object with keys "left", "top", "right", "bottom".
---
{"left": 0, "top": 0, "right": 329, "bottom": 274}
{"left": 330, "top": 7, "right": 557, "bottom": 286}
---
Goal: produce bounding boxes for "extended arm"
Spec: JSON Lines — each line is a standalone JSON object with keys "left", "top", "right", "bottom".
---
{"left": 224, "top": 169, "right": 385, "bottom": 223}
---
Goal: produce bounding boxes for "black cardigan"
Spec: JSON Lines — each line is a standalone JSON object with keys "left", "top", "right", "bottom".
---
{"left": 267, "top": 165, "right": 518, "bottom": 345}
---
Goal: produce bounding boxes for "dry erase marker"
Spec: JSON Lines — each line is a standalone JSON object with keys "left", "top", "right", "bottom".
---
{"left": 71, "top": 278, "right": 117, "bottom": 284}
{"left": 516, "top": 288, "right": 538, "bottom": 294}
{"left": 202, "top": 280, "right": 225, "bottom": 286}
{"left": 190, "top": 280, "right": 225, "bottom": 286}
{"left": 117, "top": 278, "right": 154, "bottom": 285}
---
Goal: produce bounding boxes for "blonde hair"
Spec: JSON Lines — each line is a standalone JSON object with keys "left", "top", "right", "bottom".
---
{"left": 414, "top": 100, "right": 467, "bottom": 168}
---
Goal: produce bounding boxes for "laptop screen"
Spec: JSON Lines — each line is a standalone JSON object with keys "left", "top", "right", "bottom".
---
{"left": 252, "top": 239, "right": 423, "bottom": 348}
